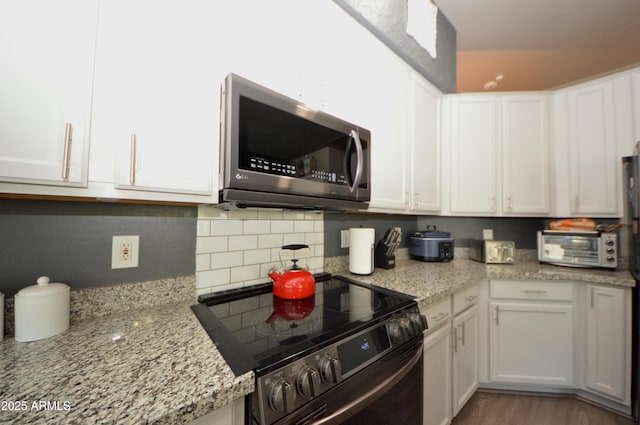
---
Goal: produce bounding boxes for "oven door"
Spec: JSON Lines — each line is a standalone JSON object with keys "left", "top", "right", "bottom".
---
{"left": 270, "top": 338, "right": 423, "bottom": 425}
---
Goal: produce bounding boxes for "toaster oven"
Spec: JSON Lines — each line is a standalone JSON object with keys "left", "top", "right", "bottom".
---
{"left": 537, "top": 230, "right": 618, "bottom": 269}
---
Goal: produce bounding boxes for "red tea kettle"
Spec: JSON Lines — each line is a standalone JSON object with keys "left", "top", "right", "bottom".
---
{"left": 268, "top": 244, "right": 315, "bottom": 299}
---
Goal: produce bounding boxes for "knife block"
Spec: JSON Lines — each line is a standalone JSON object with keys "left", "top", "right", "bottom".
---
{"left": 374, "top": 240, "right": 396, "bottom": 269}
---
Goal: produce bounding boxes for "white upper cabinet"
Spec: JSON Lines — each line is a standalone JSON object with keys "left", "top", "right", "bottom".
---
{"left": 0, "top": 0, "right": 98, "bottom": 187}
{"left": 444, "top": 93, "right": 550, "bottom": 216}
{"left": 409, "top": 72, "right": 442, "bottom": 213}
{"left": 446, "top": 95, "right": 499, "bottom": 215}
{"left": 90, "top": 0, "right": 221, "bottom": 199}
{"left": 501, "top": 95, "right": 550, "bottom": 214}
{"left": 553, "top": 79, "right": 619, "bottom": 216}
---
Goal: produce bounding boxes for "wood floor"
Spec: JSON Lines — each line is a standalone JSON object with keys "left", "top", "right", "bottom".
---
{"left": 451, "top": 392, "right": 635, "bottom": 425}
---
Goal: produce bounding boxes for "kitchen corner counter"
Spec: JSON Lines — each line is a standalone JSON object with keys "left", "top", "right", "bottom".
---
{"left": 0, "top": 301, "right": 253, "bottom": 425}
{"left": 328, "top": 255, "right": 635, "bottom": 306}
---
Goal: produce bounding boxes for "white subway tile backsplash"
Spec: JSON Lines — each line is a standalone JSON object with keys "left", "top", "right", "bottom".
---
{"left": 258, "top": 234, "right": 284, "bottom": 249}
{"left": 196, "top": 220, "right": 211, "bottom": 237}
{"left": 231, "top": 264, "right": 261, "bottom": 282}
{"left": 196, "top": 254, "right": 211, "bottom": 271}
{"left": 244, "top": 249, "right": 272, "bottom": 265}
{"left": 271, "top": 220, "right": 294, "bottom": 234}
{"left": 211, "top": 251, "right": 244, "bottom": 269}
{"left": 196, "top": 268, "right": 230, "bottom": 288}
{"left": 196, "top": 207, "right": 324, "bottom": 293}
{"left": 212, "top": 220, "right": 244, "bottom": 236}
{"left": 229, "top": 235, "right": 258, "bottom": 251}
{"left": 244, "top": 220, "right": 271, "bottom": 235}
{"left": 258, "top": 210, "right": 284, "bottom": 220}
{"left": 294, "top": 221, "right": 315, "bottom": 233}
{"left": 283, "top": 233, "right": 306, "bottom": 246}
{"left": 196, "top": 236, "right": 228, "bottom": 254}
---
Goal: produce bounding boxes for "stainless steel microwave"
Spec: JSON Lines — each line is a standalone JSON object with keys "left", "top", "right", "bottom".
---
{"left": 537, "top": 230, "right": 618, "bottom": 269}
{"left": 219, "top": 73, "right": 371, "bottom": 210}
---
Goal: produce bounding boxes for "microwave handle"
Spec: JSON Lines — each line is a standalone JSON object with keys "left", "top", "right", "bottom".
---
{"left": 344, "top": 129, "right": 364, "bottom": 193}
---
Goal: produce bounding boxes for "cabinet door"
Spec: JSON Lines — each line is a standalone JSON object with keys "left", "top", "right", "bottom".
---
{"left": 489, "top": 302, "right": 573, "bottom": 386}
{"left": 449, "top": 96, "right": 498, "bottom": 214}
{"left": 365, "top": 52, "right": 410, "bottom": 211}
{"left": 502, "top": 95, "right": 550, "bottom": 214}
{"left": 567, "top": 81, "right": 618, "bottom": 215}
{"left": 0, "top": 0, "right": 97, "bottom": 186}
{"left": 424, "top": 324, "right": 452, "bottom": 425}
{"left": 585, "top": 285, "right": 628, "bottom": 401}
{"left": 452, "top": 305, "right": 478, "bottom": 416}
{"left": 409, "top": 72, "right": 442, "bottom": 213}
{"left": 91, "top": 0, "right": 220, "bottom": 197}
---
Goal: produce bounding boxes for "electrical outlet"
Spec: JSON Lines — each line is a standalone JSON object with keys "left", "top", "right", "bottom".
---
{"left": 112, "top": 235, "right": 139, "bottom": 269}
{"left": 341, "top": 230, "right": 350, "bottom": 248}
{"left": 483, "top": 229, "right": 494, "bottom": 240}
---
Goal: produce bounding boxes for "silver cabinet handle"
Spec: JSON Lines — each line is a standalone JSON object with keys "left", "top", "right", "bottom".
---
{"left": 523, "top": 289, "right": 547, "bottom": 294}
{"left": 433, "top": 311, "right": 450, "bottom": 322}
{"left": 495, "top": 305, "right": 500, "bottom": 325}
{"left": 452, "top": 327, "right": 458, "bottom": 353}
{"left": 129, "top": 134, "right": 137, "bottom": 185}
{"left": 459, "top": 322, "right": 465, "bottom": 346}
{"left": 590, "top": 287, "right": 594, "bottom": 308}
{"left": 62, "top": 122, "right": 73, "bottom": 181}
{"left": 464, "top": 295, "right": 478, "bottom": 303}
{"left": 491, "top": 196, "right": 497, "bottom": 212}
{"left": 507, "top": 195, "right": 513, "bottom": 212}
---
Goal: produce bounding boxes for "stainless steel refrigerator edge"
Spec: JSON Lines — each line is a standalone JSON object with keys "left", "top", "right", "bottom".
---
{"left": 623, "top": 147, "right": 640, "bottom": 423}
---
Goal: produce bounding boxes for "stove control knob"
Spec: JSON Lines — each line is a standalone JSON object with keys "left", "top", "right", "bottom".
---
{"left": 399, "top": 316, "right": 415, "bottom": 339}
{"left": 388, "top": 319, "right": 405, "bottom": 345}
{"left": 297, "top": 366, "right": 321, "bottom": 398}
{"left": 408, "top": 312, "right": 428, "bottom": 335}
{"left": 319, "top": 355, "right": 342, "bottom": 384}
{"left": 269, "top": 378, "right": 296, "bottom": 414}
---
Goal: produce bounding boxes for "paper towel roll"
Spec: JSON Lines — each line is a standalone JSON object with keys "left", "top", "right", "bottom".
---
{"left": 349, "top": 228, "right": 375, "bottom": 275}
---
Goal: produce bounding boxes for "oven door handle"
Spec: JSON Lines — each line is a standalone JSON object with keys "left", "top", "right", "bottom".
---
{"left": 310, "top": 342, "right": 423, "bottom": 425}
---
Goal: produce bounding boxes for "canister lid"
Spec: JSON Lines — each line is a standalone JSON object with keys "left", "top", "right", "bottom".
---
{"left": 16, "top": 276, "right": 70, "bottom": 298}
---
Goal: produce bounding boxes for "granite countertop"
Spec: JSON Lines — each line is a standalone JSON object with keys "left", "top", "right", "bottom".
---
{"left": 1, "top": 257, "right": 634, "bottom": 424}
{"left": 0, "top": 302, "right": 253, "bottom": 425}
{"left": 329, "top": 256, "right": 635, "bottom": 306}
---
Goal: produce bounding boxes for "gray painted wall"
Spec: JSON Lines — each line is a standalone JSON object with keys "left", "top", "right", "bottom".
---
{"left": 334, "top": 0, "right": 457, "bottom": 93}
{"left": 323, "top": 213, "right": 549, "bottom": 257}
{"left": 0, "top": 200, "right": 196, "bottom": 297}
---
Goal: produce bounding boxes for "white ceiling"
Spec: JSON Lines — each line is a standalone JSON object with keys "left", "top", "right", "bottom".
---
{"left": 434, "top": 0, "right": 640, "bottom": 92}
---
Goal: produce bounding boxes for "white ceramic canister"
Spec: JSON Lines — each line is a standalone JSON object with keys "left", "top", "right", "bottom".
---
{"left": 14, "top": 276, "right": 70, "bottom": 342}
{"left": 349, "top": 228, "right": 375, "bottom": 275}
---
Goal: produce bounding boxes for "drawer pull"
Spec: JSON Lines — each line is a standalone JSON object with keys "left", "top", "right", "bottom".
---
{"left": 432, "top": 311, "right": 450, "bottom": 323}
{"left": 523, "top": 289, "right": 547, "bottom": 294}
{"left": 494, "top": 305, "right": 500, "bottom": 325}
{"left": 459, "top": 322, "right": 465, "bottom": 345}
{"left": 452, "top": 327, "right": 458, "bottom": 353}
{"left": 464, "top": 295, "right": 478, "bottom": 303}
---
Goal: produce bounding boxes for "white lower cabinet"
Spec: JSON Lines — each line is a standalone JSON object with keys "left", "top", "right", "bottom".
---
{"left": 452, "top": 304, "right": 479, "bottom": 416}
{"left": 187, "top": 398, "right": 244, "bottom": 425}
{"left": 489, "top": 301, "right": 573, "bottom": 386}
{"left": 423, "top": 323, "right": 452, "bottom": 425}
{"left": 488, "top": 280, "right": 574, "bottom": 387}
{"left": 421, "top": 284, "right": 478, "bottom": 425}
{"left": 422, "top": 297, "right": 453, "bottom": 425}
{"left": 583, "top": 284, "right": 630, "bottom": 403}
{"left": 480, "top": 279, "right": 631, "bottom": 415}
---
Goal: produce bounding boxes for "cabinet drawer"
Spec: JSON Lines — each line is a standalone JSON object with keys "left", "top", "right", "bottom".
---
{"left": 490, "top": 280, "right": 573, "bottom": 301}
{"left": 421, "top": 297, "right": 452, "bottom": 333}
{"left": 453, "top": 284, "right": 479, "bottom": 315}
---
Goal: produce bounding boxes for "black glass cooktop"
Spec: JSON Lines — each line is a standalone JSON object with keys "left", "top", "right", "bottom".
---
{"left": 191, "top": 273, "right": 416, "bottom": 375}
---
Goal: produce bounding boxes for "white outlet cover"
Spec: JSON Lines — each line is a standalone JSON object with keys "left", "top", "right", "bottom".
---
{"left": 483, "top": 229, "right": 494, "bottom": 240}
{"left": 112, "top": 235, "right": 140, "bottom": 269}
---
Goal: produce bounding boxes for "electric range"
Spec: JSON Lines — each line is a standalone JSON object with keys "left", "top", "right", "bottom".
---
{"left": 192, "top": 273, "right": 426, "bottom": 425}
